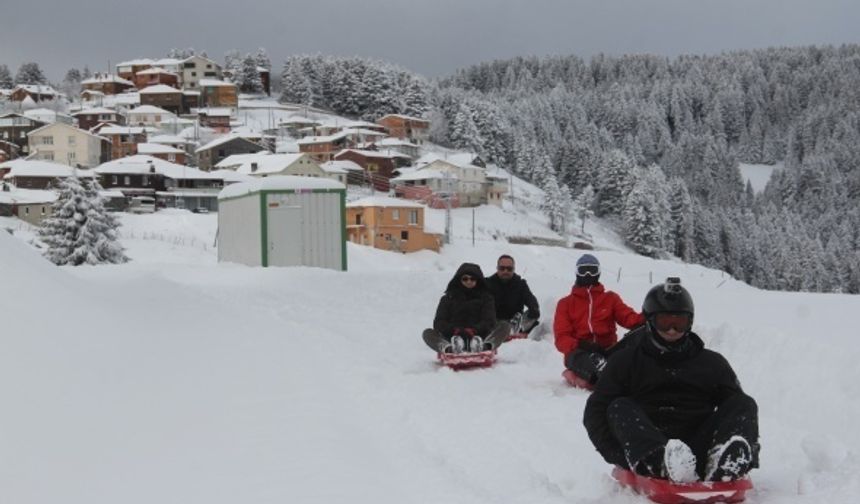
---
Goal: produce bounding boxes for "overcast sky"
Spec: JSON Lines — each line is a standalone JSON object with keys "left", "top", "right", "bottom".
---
{"left": 1, "top": 0, "right": 858, "bottom": 82}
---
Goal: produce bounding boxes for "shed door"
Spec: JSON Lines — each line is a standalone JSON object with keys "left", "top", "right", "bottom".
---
{"left": 267, "top": 206, "right": 302, "bottom": 267}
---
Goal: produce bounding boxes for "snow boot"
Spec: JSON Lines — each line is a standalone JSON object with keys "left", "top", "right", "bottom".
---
{"left": 664, "top": 439, "right": 698, "bottom": 483}
{"left": 469, "top": 335, "right": 484, "bottom": 353}
{"left": 450, "top": 335, "right": 466, "bottom": 354}
{"left": 705, "top": 435, "right": 752, "bottom": 481}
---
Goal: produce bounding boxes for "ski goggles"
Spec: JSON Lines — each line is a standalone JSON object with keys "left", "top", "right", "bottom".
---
{"left": 576, "top": 264, "right": 600, "bottom": 277}
{"left": 460, "top": 275, "right": 477, "bottom": 283}
{"left": 653, "top": 312, "right": 692, "bottom": 333}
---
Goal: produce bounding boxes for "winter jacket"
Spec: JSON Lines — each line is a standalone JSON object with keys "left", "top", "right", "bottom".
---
{"left": 553, "top": 283, "right": 644, "bottom": 356}
{"left": 433, "top": 263, "right": 497, "bottom": 337}
{"left": 485, "top": 273, "right": 541, "bottom": 321}
{"left": 583, "top": 325, "right": 746, "bottom": 466}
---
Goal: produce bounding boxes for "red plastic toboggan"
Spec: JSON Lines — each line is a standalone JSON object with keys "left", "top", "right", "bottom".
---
{"left": 562, "top": 369, "right": 595, "bottom": 391}
{"left": 437, "top": 350, "right": 496, "bottom": 370}
{"left": 504, "top": 332, "right": 529, "bottom": 342}
{"left": 612, "top": 467, "right": 753, "bottom": 504}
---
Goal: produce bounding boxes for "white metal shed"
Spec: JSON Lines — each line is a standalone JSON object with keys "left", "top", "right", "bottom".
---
{"left": 217, "top": 176, "right": 347, "bottom": 270}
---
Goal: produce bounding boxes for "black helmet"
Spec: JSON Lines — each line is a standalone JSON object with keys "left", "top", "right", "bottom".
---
{"left": 642, "top": 277, "right": 694, "bottom": 319}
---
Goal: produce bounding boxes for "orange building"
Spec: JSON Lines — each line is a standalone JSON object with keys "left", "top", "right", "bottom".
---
{"left": 346, "top": 196, "right": 441, "bottom": 253}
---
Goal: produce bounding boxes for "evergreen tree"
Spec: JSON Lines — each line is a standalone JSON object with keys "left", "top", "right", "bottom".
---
{"left": 238, "top": 54, "right": 264, "bottom": 94}
{"left": 223, "top": 50, "right": 243, "bottom": 82}
{"left": 255, "top": 47, "right": 271, "bottom": 70}
{"left": 0, "top": 64, "right": 14, "bottom": 88}
{"left": 279, "top": 59, "right": 313, "bottom": 105}
{"left": 595, "top": 149, "right": 635, "bottom": 218}
{"left": 39, "top": 176, "right": 128, "bottom": 266}
{"left": 15, "top": 62, "right": 46, "bottom": 85}
{"left": 574, "top": 184, "right": 596, "bottom": 234}
{"left": 668, "top": 177, "right": 695, "bottom": 260}
{"left": 449, "top": 102, "right": 484, "bottom": 156}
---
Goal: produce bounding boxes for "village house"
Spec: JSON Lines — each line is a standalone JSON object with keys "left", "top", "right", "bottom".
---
{"left": 27, "top": 122, "right": 110, "bottom": 167}
{"left": 94, "top": 155, "right": 224, "bottom": 211}
{"left": 0, "top": 159, "right": 94, "bottom": 190}
{"left": 0, "top": 113, "right": 46, "bottom": 158}
{"left": 369, "top": 137, "right": 420, "bottom": 160}
{"left": 376, "top": 114, "right": 430, "bottom": 144}
{"left": 194, "top": 107, "right": 232, "bottom": 130}
{"left": 391, "top": 154, "right": 505, "bottom": 207}
{"left": 346, "top": 196, "right": 441, "bottom": 253}
{"left": 126, "top": 105, "right": 176, "bottom": 126}
{"left": 148, "top": 134, "right": 194, "bottom": 159}
{"left": 223, "top": 152, "right": 346, "bottom": 184}
{"left": 296, "top": 131, "right": 354, "bottom": 162}
{"left": 116, "top": 59, "right": 154, "bottom": 81}
{"left": 92, "top": 125, "right": 151, "bottom": 160}
{"left": 9, "top": 84, "right": 61, "bottom": 103}
{"left": 136, "top": 143, "right": 187, "bottom": 165}
{"left": 195, "top": 134, "right": 265, "bottom": 171}
{"left": 320, "top": 159, "right": 364, "bottom": 185}
{"left": 199, "top": 79, "right": 238, "bottom": 109}
{"left": 134, "top": 67, "right": 180, "bottom": 90}
{"left": 0, "top": 183, "right": 57, "bottom": 226}
{"left": 333, "top": 149, "right": 412, "bottom": 190}
{"left": 71, "top": 107, "right": 125, "bottom": 131}
{"left": 181, "top": 55, "right": 223, "bottom": 90}
{"left": 24, "top": 108, "right": 74, "bottom": 125}
{"left": 81, "top": 73, "right": 136, "bottom": 95}
{"left": 139, "top": 85, "right": 184, "bottom": 114}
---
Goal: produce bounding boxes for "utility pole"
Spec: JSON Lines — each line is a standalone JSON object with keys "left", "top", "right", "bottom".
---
{"left": 444, "top": 170, "right": 452, "bottom": 244}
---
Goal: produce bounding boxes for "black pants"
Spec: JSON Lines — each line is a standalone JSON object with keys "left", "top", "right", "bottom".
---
{"left": 564, "top": 350, "right": 606, "bottom": 384}
{"left": 606, "top": 394, "right": 759, "bottom": 478}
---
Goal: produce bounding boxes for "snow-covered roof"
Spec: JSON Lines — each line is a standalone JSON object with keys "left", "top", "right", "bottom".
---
{"left": 71, "top": 107, "right": 121, "bottom": 116}
{"left": 320, "top": 160, "right": 363, "bottom": 173}
{"left": 378, "top": 113, "right": 429, "bottom": 123}
{"left": 0, "top": 160, "right": 94, "bottom": 179}
{"left": 128, "top": 105, "right": 175, "bottom": 115}
{"left": 196, "top": 134, "right": 263, "bottom": 153}
{"left": 295, "top": 131, "right": 351, "bottom": 145}
{"left": 28, "top": 122, "right": 108, "bottom": 142}
{"left": 116, "top": 58, "right": 155, "bottom": 67}
{"left": 390, "top": 168, "right": 448, "bottom": 182}
{"left": 194, "top": 107, "right": 232, "bottom": 117}
{"left": 14, "top": 84, "right": 59, "bottom": 95}
{"left": 198, "top": 79, "right": 235, "bottom": 87}
{"left": 278, "top": 117, "right": 320, "bottom": 126}
{"left": 232, "top": 153, "right": 308, "bottom": 175}
{"left": 152, "top": 58, "right": 182, "bottom": 66}
{"left": 81, "top": 74, "right": 134, "bottom": 86}
{"left": 148, "top": 134, "right": 189, "bottom": 145}
{"left": 208, "top": 169, "right": 255, "bottom": 184}
{"left": 347, "top": 196, "right": 424, "bottom": 209}
{"left": 182, "top": 90, "right": 201, "bottom": 96}
{"left": 96, "top": 126, "right": 152, "bottom": 135}
{"left": 0, "top": 186, "right": 57, "bottom": 205}
{"left": 373, "top": 137, "right": 418, "bottom": 148}
{"left": 23, "top": 109, "right": 72, "bottom": 122}
{"left": 136, "top": 143, "right": 184, "bottom": 155}
{"left": 215, "top": 151, "right": 272, "bottom": 169}
{"left": 94, "top": 155, "right": 216, "bottom": 180}
{"left": 139, "top": 84, "right": 181, "bottom": 95}
{"left": 219, "top": 175, "right": 344, "bottom": 200}
{"left": 335, "top": 149, "right": 411, "bottom": 160}
{"left": 416, "top": 152, "right": 482, "bottom": 169}
{"left": 343, "top": 127, "right": 388, "bottom": 137}
{"left": 136, "top": 67, "right": 178, "bottom": 76}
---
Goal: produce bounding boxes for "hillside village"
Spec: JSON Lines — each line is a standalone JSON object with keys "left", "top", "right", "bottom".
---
{"left": 0, "top": 53, "right": 522, "bottom": 257}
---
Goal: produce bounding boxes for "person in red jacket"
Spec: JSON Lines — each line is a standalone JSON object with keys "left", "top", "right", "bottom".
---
{"left": 553, "top": 254, "right": 644, "bottom": 385}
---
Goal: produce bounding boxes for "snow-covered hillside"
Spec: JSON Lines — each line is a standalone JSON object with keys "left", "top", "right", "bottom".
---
{"left": 1, "top": 196, "right": 859, "bottom": 504}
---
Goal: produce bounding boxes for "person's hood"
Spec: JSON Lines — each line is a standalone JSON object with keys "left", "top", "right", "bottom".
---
{"left": 446, "top": 262, "right": 488, "bottom": 294}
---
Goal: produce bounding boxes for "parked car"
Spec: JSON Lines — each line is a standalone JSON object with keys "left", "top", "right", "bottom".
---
{"left": 192, "top": 207, "right": 210, "bottom": 214}
{"left": 129, "top": 196, "right": 156, "bottom": 214}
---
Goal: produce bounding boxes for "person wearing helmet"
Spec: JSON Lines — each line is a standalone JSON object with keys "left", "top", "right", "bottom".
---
{"left": 422, "top": 262, "right": 512, "bottom": 354}
{"left": 553, "top": 254, "right": 644, "bottom": 385}
{"left": 583, "top": 278, "right": 760, "bottom": 483}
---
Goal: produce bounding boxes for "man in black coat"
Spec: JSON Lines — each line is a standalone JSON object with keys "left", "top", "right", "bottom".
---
{"left": 583, "top": 278, "right": 759, "bottom": 483}
{"left": 485, "top": 255, "right": 540, "bottom": 333}
{"left": 422, "top": 262, "right": 511, "bottom": 354}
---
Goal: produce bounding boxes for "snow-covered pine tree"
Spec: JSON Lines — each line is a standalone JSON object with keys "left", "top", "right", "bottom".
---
{"left": 279, "top": 59, "right": 313, "bottom": 106}
{"left": 223, "top": 50, "right": 243, "bottom": 82}
{"left": 39, "top": 176, "right": 128, "bottom": 266}
{"left": 0, "top": 64, "right": 15, "bottom": 88}
{"left": 595, "top": 149, "right": 635, "bottom": 218}
{"left": 239, "top": 54, "right": 263, "bottom": 94}
{"left": 14, "top": 62, "right": 46, "bottom": 85}
{"left": 449, "top": 102, "right": 485, "bottom": 156}
{"left": 574, "top": 184, "right": 595, "bottom": 234}
{"left": 255, "top": 47, "right": 271, "bottom": 70}
{"left": 668, "top": 177, "right": 694, "bottom": 261}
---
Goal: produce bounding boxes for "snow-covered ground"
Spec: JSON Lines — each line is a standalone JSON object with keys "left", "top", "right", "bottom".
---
{"left": 2, "top": 193, "right": 859, "bottom": 504}
{"left": 739, "top": 163, "right": 781, "bottom": 193}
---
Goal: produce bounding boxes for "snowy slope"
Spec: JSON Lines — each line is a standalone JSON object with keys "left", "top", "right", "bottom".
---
{"left": 1, "top": 200, "right": 859, "bottom": 503}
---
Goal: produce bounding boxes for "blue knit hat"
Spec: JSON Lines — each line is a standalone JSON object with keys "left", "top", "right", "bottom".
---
{"left": 576, "top": 254, "right": 600, "bottom": 267}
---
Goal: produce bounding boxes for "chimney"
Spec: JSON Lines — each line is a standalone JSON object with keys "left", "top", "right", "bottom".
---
{"left": 148, "top": 159, "right": 155, "bottom": 173}
{"left": 251, "top": 162, "right": 258, "bottom": 173}
{"left": 2, "top": 182, "right": 9, "bottom": 192}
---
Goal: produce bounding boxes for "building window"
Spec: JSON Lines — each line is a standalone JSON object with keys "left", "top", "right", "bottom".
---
{"left": 392, "top": 209, "right": 400, "bottom": 220}
{"left": 142, "top": 175, "right": 149, "bottom": 186}
{"left": 42, "top": 152, "right": 54, "bottom": 160}
{"left": 41, "top": 206, "right": 46, "bottom": 215}
{"left": 401, "top": 231, "right": 409, "bottom": 240}
{"left": 168, "top": 154, "right": 176, "bottom": 162}
{"left": 20, "top": 131, "right": 26, "bottom": 138}
{"left": 68, "top": 152, "right": 76, "bottom": 161}
{"left": 24, "top": 207, "right": 29, "bottom": 215}
{"left": 112, "top": 175, "right": 118, "bottom": 184}
{"left": 68, "top": 136, "right": 76, "bottom": 145}
{"left": 408, "top": 210, "right": 418, "bottom": 225}
{"left": 124, "top": 175, "right": 130, "bottom": 185}
{"left": 41, "top": 136, "right": 53, "bottom": 145}
{"left": 191, "top": 72, "right": 197, "bottom": 77}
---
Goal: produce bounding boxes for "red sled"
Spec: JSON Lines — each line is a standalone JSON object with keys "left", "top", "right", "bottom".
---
{"left": 612, "top": 467, "right": 753, "bottom": 504}
{"left": 438, "top": 350, "right": 496, "bottom": 370}
{"left": 505, "top": 332, "right": 529, "bottom": 342}
{"left": 562, "top": 369, "right": 594, "bottom": 390}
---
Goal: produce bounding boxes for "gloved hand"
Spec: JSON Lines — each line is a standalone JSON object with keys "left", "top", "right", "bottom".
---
{"left": 577, "top": 340, "right": 603, "bottom": 354}
{"left": 524, "top": 309, "right": 540, "bottom": 321}
{"left": 463, "top": 327, "right": 476, "bottom": 337}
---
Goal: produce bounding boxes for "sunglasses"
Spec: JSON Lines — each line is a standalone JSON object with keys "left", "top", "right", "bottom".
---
{"left": 576, "top": 264, "right": 600, "bottom": 277}
{"left": 461, "top": 275, "right": 477, "bottom": 283}
{"left": 653, "top": 312, "right": 692, "bottom": 333}
{"left": 497, "top": 265, "right": 514, "bottom": 272}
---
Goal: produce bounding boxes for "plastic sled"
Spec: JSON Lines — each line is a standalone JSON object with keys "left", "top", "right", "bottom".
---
{"left": 612, "top": 466, "right": 752, "bottom": 504}
{"left": 562, "top": 369, "right": 594, "bottom": 391}
{"left": 438, "top": 350, "right": 496, "bottom": 370}
{"left": 505, "top": 332, "right": 530, "bottom": 342}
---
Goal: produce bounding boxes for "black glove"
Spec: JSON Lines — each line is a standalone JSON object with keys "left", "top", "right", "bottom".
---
{"left": 577, "top": 340, "right": 603, "bottom": 354}
{"left": 524, "top": 309, "right": 540, "bottom": 321}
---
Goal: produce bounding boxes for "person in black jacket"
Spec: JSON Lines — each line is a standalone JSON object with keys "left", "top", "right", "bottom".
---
{"left": 583, "top": 278, "right": 759, "bottom": 483}
{"left": 485, "top": 255, "right": 541, "bottom": 334}
{"left": 422, "top": 263, "right": 511, "bottom": 354}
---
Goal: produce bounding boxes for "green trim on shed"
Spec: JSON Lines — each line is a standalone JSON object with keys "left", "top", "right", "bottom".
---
{"left": 260, "top": 192, "right": 269, "bottom": 267}
{"left": 340, "top": 190, "right": 347, "bottom": 271}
